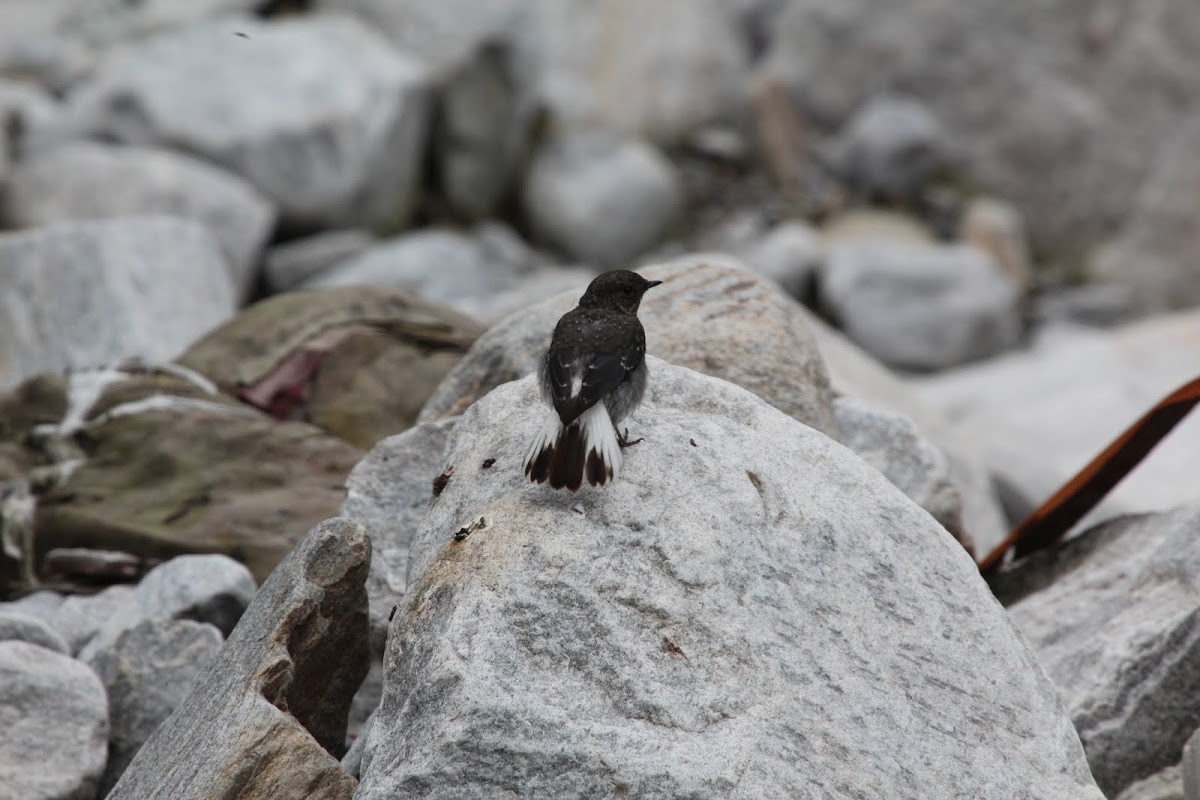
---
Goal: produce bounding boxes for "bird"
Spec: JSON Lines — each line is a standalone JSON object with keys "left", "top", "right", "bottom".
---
{"left": 523, "top": 270, "right": 662, "bottom": 490}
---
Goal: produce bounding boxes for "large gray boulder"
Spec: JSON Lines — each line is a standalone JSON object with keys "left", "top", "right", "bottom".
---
{"left": 523, "top": 133, "right": 683, "bottom": 268}
{"left": 1007, "top": 505, "right": 1200, "bottom": 797}
{"left": 0, "top": 216, "right": 236, "bottom": 390}
{"left": 357, "top": 359, "right": 1101, "bottom": 799}
{"left": 761, "top": 0, "right": 1200, "bottom": 310}
{"left": 420, "top": 256, "right": 838, "bottom": 438}
{"left": 1, "top": 142, "right": 275, "bottom": 297}
{"left": 66, "top": 14, "right": 433, "bottom": 232}
{"left": 0, "top": 640, "right": 108, "bottom": 800}
{"left": 108, "top": 517, "right": 370, "bottom": 800}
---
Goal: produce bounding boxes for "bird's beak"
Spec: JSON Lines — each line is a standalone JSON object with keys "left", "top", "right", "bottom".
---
{"left": 646, "top": 280, "right": 663, "bottom": 289}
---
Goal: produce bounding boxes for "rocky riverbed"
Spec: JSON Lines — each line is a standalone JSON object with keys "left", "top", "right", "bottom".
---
{"left": 1, "top": 2, "right": 1199, "bottom": 798}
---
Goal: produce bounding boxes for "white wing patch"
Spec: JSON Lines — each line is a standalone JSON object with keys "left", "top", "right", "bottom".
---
{"left": 570, "top": 371, "right": 583, "bottom": 399}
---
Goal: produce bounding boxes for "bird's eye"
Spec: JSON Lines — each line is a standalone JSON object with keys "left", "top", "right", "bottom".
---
{"left": 624, "top": 287, "right": 634, "bottom": 295}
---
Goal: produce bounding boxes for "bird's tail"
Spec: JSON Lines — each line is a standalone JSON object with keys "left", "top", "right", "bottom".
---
{"left": 524, "top": 404, "right": 622, "bottom": 491}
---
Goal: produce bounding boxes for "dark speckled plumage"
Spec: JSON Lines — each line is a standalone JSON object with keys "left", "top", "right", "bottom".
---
{"left": 524, "top": 270, "right": 661, "bottom": 490}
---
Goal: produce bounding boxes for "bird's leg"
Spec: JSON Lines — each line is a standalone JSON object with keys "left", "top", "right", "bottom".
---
{"left": 617, "top": 427, "right": 644, "bottom": 449}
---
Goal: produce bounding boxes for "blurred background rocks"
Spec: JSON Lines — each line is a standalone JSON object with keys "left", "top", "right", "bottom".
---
{"left": 1, "top": 1, "right": 1198, "bottom": 798}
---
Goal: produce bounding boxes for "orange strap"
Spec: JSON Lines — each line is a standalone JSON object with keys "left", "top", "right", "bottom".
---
{"left": 979, "top": 375, "right": 1200, "bottom": 573}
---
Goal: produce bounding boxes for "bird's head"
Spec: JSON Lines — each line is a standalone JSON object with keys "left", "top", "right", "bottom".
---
{"left": 577, "top": 270, "right": 663, "bottom": 314}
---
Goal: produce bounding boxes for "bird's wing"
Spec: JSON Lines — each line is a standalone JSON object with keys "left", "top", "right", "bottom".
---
{"left": 546, "top": 346, "right": 628, "bottom": 425}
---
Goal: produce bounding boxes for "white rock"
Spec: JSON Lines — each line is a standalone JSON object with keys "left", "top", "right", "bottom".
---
{"left": 67, "top": 15, "right": 433, "bottom": 232}
{"left": 910, "top": 310, "right": 1200, "bottom": 534}
{"left": 358, "top": 359, "right": 1102, "bottom": 799}
{"left": 821, "top": 240, "right": 1021, "bottom": 370}
{"left": 524, "top": 133, "right": 683, "bottom": 268}
{"left": 0, "top": 640, "right": 108, "bottom": 800}
{"left": 1008, "top": 505, "right": 1200, "bottom": 796}
{"left": 1, "top": 141, "right": 275, "bottom": 297}
{"left": 0, "top": 216, "right": 236, "bottom": 390}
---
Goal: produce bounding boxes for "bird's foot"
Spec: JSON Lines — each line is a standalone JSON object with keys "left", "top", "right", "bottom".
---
{"left": 617, "top": 428, "right": 644, "bottom": 449}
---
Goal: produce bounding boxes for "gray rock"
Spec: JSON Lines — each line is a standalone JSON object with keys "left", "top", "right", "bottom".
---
{"left": 0, "top": 640, "right": 108, "bottom": 800}
{"left": 0, "top": 216, "right": 236, "bottom": 390}
{"left": 60, "top": 555, "right": 254, "bottom": 662}
{"left": 736, "top": 220, "right": 824, "bottom": 300}
{"left": 0, "top": 589, "right": 64, "bottom": 622}
{"left": 342, "top": 420, "right": 455, "bottom": 654}
{"left": 834, "top": 395, "right": 965, "bottom": 548}
{"left": 264, "top": 230, "right": 378, "bottom": 294}
{"left": 798, "top": 305, "right": 1009, "bottom": 558}
{"left": 436, "top": 37, "right": 539, "bottom": 221}
{"left": 910, "top": 311, "right": 1200, "bottom": 536}
{"left": 342, "top": 707, "right": 375, "bottom": 779}
{"left": 358, "top": 359, "right": 1102, "bottom": 799}
{"left": 834, "top": 93, "right": 948, "bottom": 200}
{"left": 0, "top": 0, "right": 260, "bottom": 92}
{"left": 1008, "top": 506, "right": 1200, "bottom": 796}
{"left": 821, "top": 240, "right": 1021, "bottom": 370}
{"left": 0, "top": 611, "right": 69, "bottom": 654}
{"left": 322, "top": 0, "right": 749, "bottom": 144}
{"left": 1090, "top": 112, "right": 1200, "bottom": 310}
{"left": 761, "top": 0, "right": 1200, "bottom": 302}
{"left": 67, "top": 14, "right": 433, "bottom": 232}
{"left": 1, "top": 142, "right": 276, "bottom": 297}
{"left": 524, "top": 133, "right": 683, "bottom": 268}
{"left": 49, "top": 584, "right": 139, "bottom": 656}
{"left": 134, "top": 554, "right": 257, "bottom": 637}
{"left": 1183, "top": 728, "right": 1200, "bottom": 800}
{"left": 0, "top": 79, "right": 62, "bottom": 173}
{"left": 303, "top": 229, "right": 517, "bottom": 314}
{"left": 421, "top": 255, "right": 838, "bottom": 439}
{"left": 107, "top": 518, "right": 370, "bottom": 800}
{"left": 1116, "top": 765, "right": 1183, "bottom": 800}
{"left": 92, "top": 618, "right": 224, "bottom": 796}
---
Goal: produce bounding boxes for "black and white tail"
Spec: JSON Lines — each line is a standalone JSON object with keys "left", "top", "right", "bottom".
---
{"left": 524, "top": 404, "right": 623, "bottom": 491}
